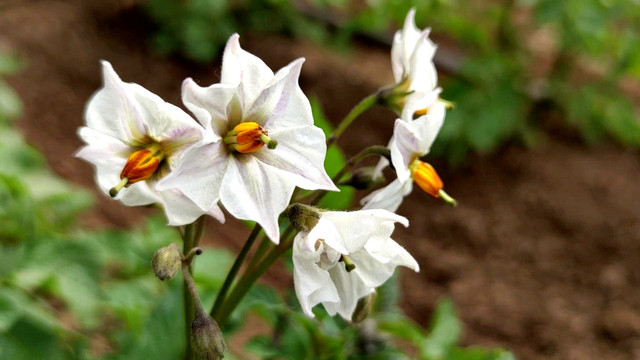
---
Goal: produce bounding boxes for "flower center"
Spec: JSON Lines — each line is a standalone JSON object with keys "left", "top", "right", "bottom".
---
{"left": 223, "top": 121, "right": 278, "bottom": 154}
{"left": 109, "top": 143, "right": 165, "bottom": 197}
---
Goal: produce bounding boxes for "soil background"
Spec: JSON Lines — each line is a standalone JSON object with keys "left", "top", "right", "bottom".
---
{"left": 1, "top": 1, "right": 640, "bottom": 359}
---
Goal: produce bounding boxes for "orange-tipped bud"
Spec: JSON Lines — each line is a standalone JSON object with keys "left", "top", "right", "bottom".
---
{"left": 224, "top": 122, "right": 277, "bottom": 153}
{"left": 410, "top": 160, "right": 443, "bottom": 198}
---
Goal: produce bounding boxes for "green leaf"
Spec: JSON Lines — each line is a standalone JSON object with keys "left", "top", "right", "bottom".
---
{"left": 422, "top": 298, "right": 462, "bottom": 359}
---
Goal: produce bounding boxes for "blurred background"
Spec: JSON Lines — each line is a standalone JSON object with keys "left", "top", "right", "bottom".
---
{"left": 1, "top": 0, "right": 639, "bottom": 359}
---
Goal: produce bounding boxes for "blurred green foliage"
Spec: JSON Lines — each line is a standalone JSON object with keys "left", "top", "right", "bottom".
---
{"left": 143, "top": 0, "right": 640, "bottom": 164}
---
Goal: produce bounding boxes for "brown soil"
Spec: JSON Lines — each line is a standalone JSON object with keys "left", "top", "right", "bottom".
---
{"left": 1, "top": 1, "right": 640, "bottom": 359}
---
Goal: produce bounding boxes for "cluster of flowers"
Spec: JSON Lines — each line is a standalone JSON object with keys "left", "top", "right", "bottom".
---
{"left": 77, "top": 9, "right": 452, "bottom": 321}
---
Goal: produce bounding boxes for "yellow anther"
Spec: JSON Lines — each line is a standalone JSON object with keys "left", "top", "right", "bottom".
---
{"left": 110, "top": 143, "right": 164, "bottom": 197}
{"left": 409, "top": 160, "right": 457, "bottom": 206}
{"left": 224, "top": 122, "right": 277, "bottom": 153}
{"left": 410, "top": 160, "right": 444, "bottom": 198}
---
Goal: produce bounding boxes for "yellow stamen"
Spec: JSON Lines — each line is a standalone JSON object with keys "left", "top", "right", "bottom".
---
{"left": 110, "top": 143, "right": 165, "bottom": 197}
{"left": 409, "top": 160, "right": 457, "bottom": 206}
{"left": 410, "top": 160, "right": 444, "bottom": 198}
{"left": 223, "top": 122, "right": 277, "bottom": 153}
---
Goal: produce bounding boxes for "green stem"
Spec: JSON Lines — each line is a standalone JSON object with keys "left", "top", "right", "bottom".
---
{"left": 215, "top": 225, "right": 296, "bottom": 329}
{"left": 327, "top": 93, "right": 379, "bottom": 147}
{"left": 182, "top": 216, "right": 205, "bottom": 360}
{"left": 307, "top": 145, "right": 390, "bottom": 205}
{"left": 210, "top": 224, "right": 262, "bottom": 318}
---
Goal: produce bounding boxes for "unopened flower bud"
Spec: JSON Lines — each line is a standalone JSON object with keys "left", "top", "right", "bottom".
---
{"left": 191, "top": 309, "right": 225, "bottom": 359}
{"left": 285, "top": 203, "right": 320, "bottom": 232}
{"left": 342, "top": 167, "right": 385, "bottom": 190}
{"left": 223, "top": 122, "right": 277, "bottom": 153}
{"left": 351, "top": 291, "right": 377, "bottom": 324}
{"left": 151, "top": 242, "right": 182, "bottom": 281}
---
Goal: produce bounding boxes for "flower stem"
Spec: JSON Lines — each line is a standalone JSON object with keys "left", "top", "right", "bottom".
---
{"left": 210, "top": 224, "right": 262, "bottom": 319}
{"left": 182, "top": 216, "right": 205, "bottom": 360}
{"left": 307, "top": 145, "right": 390, "bottom": 205}
{"left": 327, "top": 92, "right": 380, "bottom": 147}
{"left": 214, "top": 225, "right": 296, "bottom": 329}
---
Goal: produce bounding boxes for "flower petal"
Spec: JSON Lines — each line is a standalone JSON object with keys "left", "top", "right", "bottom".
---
{"left": 324, "top": 265, "right": 374, "bottom": 320}
{"left": 293, "top": 238, "right": 340, "bottom": 318}
{"left": 156, "top": 141, "right": 229, "bottom": 212}
{"left": 254, "top": 125, "right": 337, "bottom": 191}
{"left": 320, "top": 210, "right": 408, "bottom": 254}
{"left": 350, "top": 238, "right": 419, "bottom": 289}
{"left": 220, "top": 34, "right": 275, "bottom": 107}
{"left": 361, "top": 178, "right": 413, "bottom": 212}
{"left": 159, "top": 189, "right": 220, "bottom": 226}
{"left": 181, "top": 78, "right": 237, "bottom": 140}
{"left": 85, "top": 61, "right": 147, "bottom": 143}
{"left": 220, "top": 156, "right": 295, "bottom": 243}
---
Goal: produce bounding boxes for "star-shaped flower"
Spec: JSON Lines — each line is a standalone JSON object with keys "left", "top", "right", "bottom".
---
{"left": 76, "top": 61, "right": 224, "bottom": 225}
{"left": 158, "top": 34, "right": 338, "bottom": 242}
{"left": 291, "top": 208, "right": 418, "bottom": 319}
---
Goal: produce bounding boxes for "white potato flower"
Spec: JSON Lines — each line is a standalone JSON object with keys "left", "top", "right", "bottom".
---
{"left": 292, "top": 208, "right": 418, "bottom": 319}
{"left": 158, "top": 34, "right": 338, "bottom": 243}
{"left": 76, "top": 61, "right": 224, "bottom": 225}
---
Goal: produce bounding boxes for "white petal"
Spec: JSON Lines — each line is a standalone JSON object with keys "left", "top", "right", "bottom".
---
{"left": 408, "top": 32, "right": 438, "bottom": 93}
{"left": 220, "top": 156, "right": 295, "bottom": 243}
{"left": 243, "top": 58, "right": 305, "bottom": 127}
{"left": 304, "top": 217, "right": 348, "bottom": 255}
{"left": 390, "top": 31, "right": 405, "bottom": 83}
{"left": 402, "top": 8, "right": 422, "bottom": 61}
{"left": 181, "top": 78, "right": 236, "bottom": 139}
{"left": 350, "top": 238, "right": 419, "bottom": 289}
{"left": 156, "top": 141, "right": 229, "bottom": 211}
{"left": 220, "top": 34, "right": 275, "bottom": 107}
{"left": 390, "top": 119, "right": 421, "bottom": 182}
{"left": 320, "top": 210, "right": 408, "bottom": 254}
{"left": 127, "top": 83, "right": 205, "bottom": 163}
{"left": 324, "top": 265, "right": 374, "bottom": 320}
{"left": 159, "top": 189, "right": 212, "bottom": 226}
{"left": 361, "top": 178, "right": 413, "bottom": 212}
{"left": 292, "top": 237, "right": 340, "bottom": 318}
{"left": 254, "top": 126, "right": 337, "bottom": 192}
{"left": 85, "top": 61, "right": 147, "bottom": 143}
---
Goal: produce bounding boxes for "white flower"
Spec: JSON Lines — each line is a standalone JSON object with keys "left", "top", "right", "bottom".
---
{"left": 292, "top": 209, "right": 418, "bottom": 319}
{"left": 157, "top": 34, "right": 338, "bottom": 243}
{"left": 391, "top": 8, "right": 438, "bottom": 95}
{"left": 362, "top": 95, "right": 449, "bottom": 211}
{"left": 76, "top": 61, "right": 224, "bottom": 225}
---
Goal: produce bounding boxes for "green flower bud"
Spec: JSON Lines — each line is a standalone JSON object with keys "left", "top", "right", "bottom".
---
{"left": 151, "top": 242, "right": 182, "bottom": 281}
{"left": 191, "top": 310, "right": 225, "bottom": 359}
{"left": 351, "top": 291, "right": 377, "bottom": 324}
{"left": 285, "top": 204, "right": 320, "bottom": 232}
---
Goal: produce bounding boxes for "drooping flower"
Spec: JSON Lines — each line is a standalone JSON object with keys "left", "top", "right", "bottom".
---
{"left": 391, "top": 8, "right": 438, "bottom": 97}
{"left": 76, "top": 61, "right": 224, "bottom": 225}
{"left": 289, "top": 206, "right": 418, "bottom": 319}
{"left": 362, "top": 95, "right": 455, "bottom": 211}
{"left": 157, "top": 34, "right": 338, "bottom": 243}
